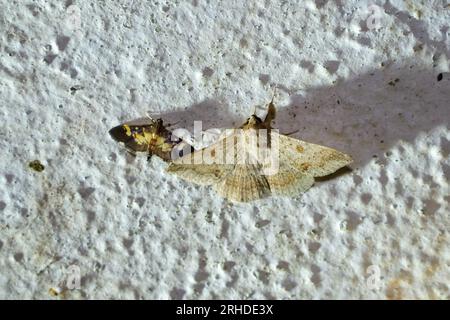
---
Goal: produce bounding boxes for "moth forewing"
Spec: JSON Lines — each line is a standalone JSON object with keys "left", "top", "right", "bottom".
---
{"left": 279, "top": 135, "right": 353, "bottom": 177}
{"left": 202, "top": 140, "right": 222, "bottom": 165}
{"left": 109, "top": 122, "right": 149, "bottom": 152}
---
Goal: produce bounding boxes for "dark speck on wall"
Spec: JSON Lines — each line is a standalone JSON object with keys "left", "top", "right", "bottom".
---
{"left": 29, "top": 160, "right": 45, "bottom": 172}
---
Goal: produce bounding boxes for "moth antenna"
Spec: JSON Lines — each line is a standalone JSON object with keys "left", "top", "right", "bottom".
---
{"left": 146, "top": 110, "right": 165, "bottom": 121}
{"left": 264, "top": 89, "right": 277, "bottom": 126}
{"left": 282, "top": 129, "right": 299, "bottom": 136}
{"left": 167, "top": 120, "right": 180, "bottom": 128}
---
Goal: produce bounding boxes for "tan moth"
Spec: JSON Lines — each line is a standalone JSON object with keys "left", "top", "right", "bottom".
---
{"left": 167, "top": 99, "right": 353, "bottom": 202}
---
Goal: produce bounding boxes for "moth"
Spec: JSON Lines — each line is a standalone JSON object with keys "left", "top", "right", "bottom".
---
{"left": 167, "top": 99, "right": 353, "bottom": 202}
{"left": 109, "top": 116, "right": 193, "bottom": 162}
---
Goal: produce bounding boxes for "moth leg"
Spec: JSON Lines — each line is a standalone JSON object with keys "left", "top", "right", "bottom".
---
{"left": 147, "top": 143, "right": 153, "bottom": 162}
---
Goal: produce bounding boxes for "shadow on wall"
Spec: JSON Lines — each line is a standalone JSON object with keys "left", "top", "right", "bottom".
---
{"left": 150, "top": 98, "right": 242, "bottom": 133}
{"left": 274, "top": 63, "right": 450, "bottom": 167}
{"left": 156, "top": 63, "right": 449, "bottom": 168}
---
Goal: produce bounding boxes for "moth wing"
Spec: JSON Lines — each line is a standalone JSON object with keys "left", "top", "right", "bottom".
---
{"left": 277, "top": 133, "right": 353, "bottom": 177}
{"left": 264, "top": 160, "right": 315, "bottom": 196}
{"left": 214, "top": 164, "right": 271, "bottom": 202}
{"left": 262, "top": 132, "right": 351, "bottom": 196}
{"left": 167, "top": 163, "right": 234, "bottom": 186}
{"left": 167, "top": 130, "right": 238, "bottom": 185}
{"left": 109, "top": 124, "right": 150, "bottom": 152}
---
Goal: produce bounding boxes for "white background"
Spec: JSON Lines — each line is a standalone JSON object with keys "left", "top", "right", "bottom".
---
{"left": 0, "top": 0, "right": 449, "bottom": 299}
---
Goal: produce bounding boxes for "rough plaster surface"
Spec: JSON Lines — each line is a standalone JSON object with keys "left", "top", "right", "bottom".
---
{"left": 0, "top": 0, "right": 449, "bottom": 299}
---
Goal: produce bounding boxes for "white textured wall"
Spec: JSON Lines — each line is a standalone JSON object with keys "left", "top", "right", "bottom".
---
{"left": 0, "top": 0, "right": 449, "bottom": 299}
